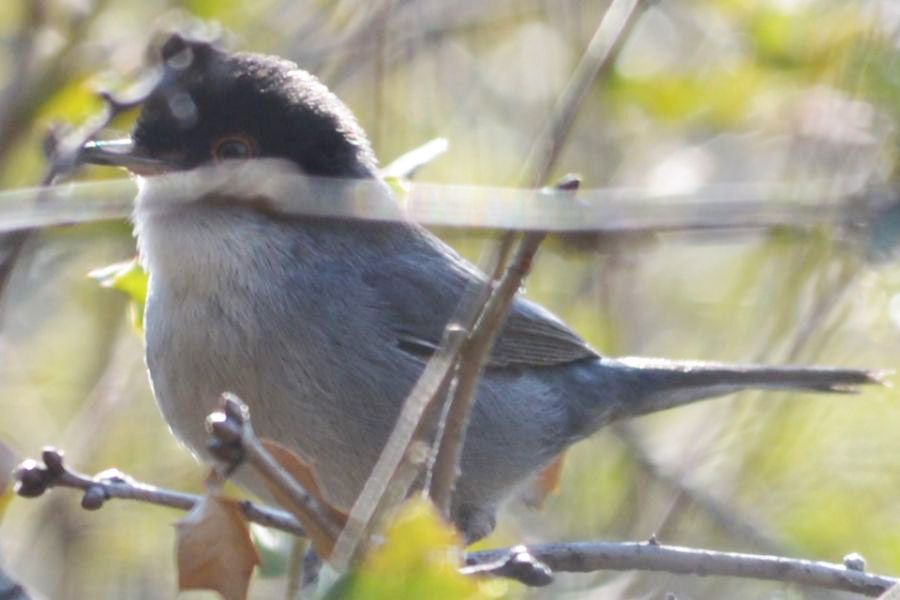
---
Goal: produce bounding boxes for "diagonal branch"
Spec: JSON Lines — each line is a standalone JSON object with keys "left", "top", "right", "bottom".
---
{"left": 0, "top": 74, "right": 158, "bottom": 315}
{"left": 519, "top": 0, "right": 649, "bottom": 187}
{"left": 0, "top": 565, "right": 32, "bottom": 600}
{"left": 429, "top": 0, "right": 649, "bottom": 519}
{"left": 205, "top": 394, "right": 343, "bottom": 556}
{"left": 427, "top": 177, "right": 581, "bottom": 515}
{"left": 331, "top": 0, "right": 651, "bottom": 565}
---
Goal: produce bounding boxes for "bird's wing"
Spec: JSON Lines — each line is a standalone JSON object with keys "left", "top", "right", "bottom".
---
{"left": 492, "top": 299, "right": 599, "bottom": 366}
{"left": 362, "top": 231, "right": 598, "bottom": 369}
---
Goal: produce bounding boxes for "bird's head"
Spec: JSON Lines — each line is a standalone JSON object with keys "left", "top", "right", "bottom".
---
{"left": 82, "top": 33, "right": 379, "bottom": 179}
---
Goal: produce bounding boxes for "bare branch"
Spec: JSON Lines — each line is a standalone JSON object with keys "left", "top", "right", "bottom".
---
{"left": 0, "top": 563, "right": 33, "bottom": 600}
{"left": 0, "top": 0, "right": 131, "bottom": 311}
{"left": 206, "top": 394, "right": 343, "bottom": 554}
{"left": 12, "top": 447, "right": 304, "bottom": 536}
{"left": 0, "top": 71, "right": 159, "bottom": 315}
{"left": 466, "top": 541, "right": 898, "bottom": 596}
{"left": 460, "top": 545, "right": 554, "bottom": 587}
{"left": 332, "top": 0, "right": 651, "bottom": 557}
{"left": 329, "top": 303, "right": 473, "bottom": 568}
{"left": 428, "top": 176, "right": 581, "bottom": 514}
{"left": 42, "top": 78, "right": 159, "bottom": 186}
{"left": 16, "top": 448, "right": 897, "bottom": 596}
{"left": 427, "top": 0, "right": 647, "bottom": 520}
{"left": 520, "top": 0, "right": 649, "bottom": 187}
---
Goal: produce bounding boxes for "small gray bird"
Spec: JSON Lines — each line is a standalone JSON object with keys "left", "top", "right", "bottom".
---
{"left": 82, "top": 35, "right": 882, "bottom": 542}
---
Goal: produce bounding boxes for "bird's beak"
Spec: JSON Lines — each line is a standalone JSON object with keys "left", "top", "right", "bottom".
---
{"left": 79, "top": 138, "right": 173, "bottom": 175}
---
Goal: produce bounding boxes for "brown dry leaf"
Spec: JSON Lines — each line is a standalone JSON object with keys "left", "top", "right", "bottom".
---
{"left": 522, "top": 452, "right": 567, "bottom": 508}
{"left": 260, "top": 439, "right": 348, "bottom": 558}
{"left": 176, "top": 491, "right": 260, "bottom": 600}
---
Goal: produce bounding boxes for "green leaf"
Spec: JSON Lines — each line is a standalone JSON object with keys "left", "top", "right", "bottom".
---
{"left": 328, "top": 499, "right": 503, "bottom": 600}
{"left": 89, "top": 258, "right": 149, "bottom": 332}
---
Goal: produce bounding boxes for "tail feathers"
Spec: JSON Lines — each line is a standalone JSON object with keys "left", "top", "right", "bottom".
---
{"left": 608, "top": 356, "right": 889, "bottom": 420}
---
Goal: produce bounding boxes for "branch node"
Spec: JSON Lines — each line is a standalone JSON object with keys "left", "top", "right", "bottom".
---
{"left": 550, "top": 173, "right": 582, "bottom": 192}
{"left": 844, "top": 552, "right": 867, "bottom": 572}
{"left": 221, "top": 392, "right": 250, "bottom": 424}
{"left": 95, "top": 468, "right": 134, "bottom": 485}
{"left": 406, "top": 440, "right": 431, "bottom": 466}
{"left": 81, "top": 485, "right": 108, "bottom": 510}
{"left": 443, "top": 323, "right": 468, "bottom": 344}
{"left": 205, "top": 393, "right": 249, "bottom": 468}
{"left": 97, "top": 90, "right": 132, "bottom": 114}
{"left": 12, "top": 459, "right": 49, "bottom": 498}
{"left": 41, "top": 123, "right": 68, "bottom": 159}
{"left": 41, "top": 447, "right": 65, "bottom": 476}
{"left": 461, "top": 544, "right": 554, "bottom": 587}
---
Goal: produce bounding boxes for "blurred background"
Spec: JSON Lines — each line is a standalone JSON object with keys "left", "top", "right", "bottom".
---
{"left": 0, "top": 0, "right": 898, "bottom": 598}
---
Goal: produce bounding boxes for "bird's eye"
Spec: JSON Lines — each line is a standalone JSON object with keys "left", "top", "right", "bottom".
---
{"left": 212, "top": 135, "right": 255, "bottom": 161}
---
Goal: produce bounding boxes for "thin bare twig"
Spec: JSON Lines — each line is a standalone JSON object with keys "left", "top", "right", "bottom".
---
{"left": 329, "top": 309, "right": 474, "bottom": 567}
{"left": 284, "top": 538, "right": 309, "bottom": 600}
{"left": 206, "top": 394, "right": 343, "bottom": 552}
{"left": 428, "top": 177, "right": 581, "bottom": 514}
{"left": 17, "top": 448, "right": 897, "bottom": 596}
{"left": 428, "top": 0, "right": 648, "bottom": 518}
{"left": 0, "top": 0, "right": 115, "bottom": 311}
{"left": 465, "top": 541, "right": 897, "bottom": 596}
{"left": 0, "top": 72, "right": 158, "bottom": 319}
{"left": 12, "top": 448, "right": 304, "bottom": 536}
{"left": 0, "top": 563, "right": 33, "bottom": 600}
{"left": 520, "top": 0, "right": 649, "bottom": 187}
{"left": 332, "top": 0, "right": 650, "bottom": 563}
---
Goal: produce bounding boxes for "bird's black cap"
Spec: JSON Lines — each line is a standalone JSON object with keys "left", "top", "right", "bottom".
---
{"left": 82, "top": 33, "right": 378, "bottom": 178}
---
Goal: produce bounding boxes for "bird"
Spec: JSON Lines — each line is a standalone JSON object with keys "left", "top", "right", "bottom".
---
{"left": 80, "top": 33, "right": 882, "bottom": 543}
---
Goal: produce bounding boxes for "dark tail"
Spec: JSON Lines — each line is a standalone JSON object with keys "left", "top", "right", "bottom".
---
{"left": 601, "top": 356, "right": 888, "bottom": 421}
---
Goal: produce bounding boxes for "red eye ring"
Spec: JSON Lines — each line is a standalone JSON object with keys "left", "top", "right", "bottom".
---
{"left": 212, "top": 134, "right": 256, "bottom": 161}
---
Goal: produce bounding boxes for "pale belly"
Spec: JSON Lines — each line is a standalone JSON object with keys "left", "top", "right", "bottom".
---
{"left": 143, "top": 281, "right": 391, "bottom": 511}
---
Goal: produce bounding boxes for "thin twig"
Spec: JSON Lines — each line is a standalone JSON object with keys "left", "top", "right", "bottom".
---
{"left": 284, "top": 538, "right": 308, "bottom": 600}
{"left": 466, "top": 542, "right": 897, "bottom": 596}
{"left": 428, "top": 0, "right": 647, "bottom": 518}
{"left": 12, "top": 447, "right": 305, "bottom": 536}
{"left": 0, "top": 71, "right": 158, "bottom": 318}
{"left": 519, "top": 0, "right": 649, "bottom": 187}
{"left": 428, "top": 177, "right": 581, "bottom": 514}
{"left": 329, "top": 309, "right": 475, "bottom": 568}
{"left": 0, "top": 0, "right": 116, "bottom": 311}
{"left": 332, "top": 0, "right": 650, "bottom": 562}
{"left": 206, "top": 394, "right": 343, "bottom": 552}
{"left": 0, "top": 563, "right": 33, "bottom": 600}
{"left": 16, "top": 449, "right": 897, "bottom": 596}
